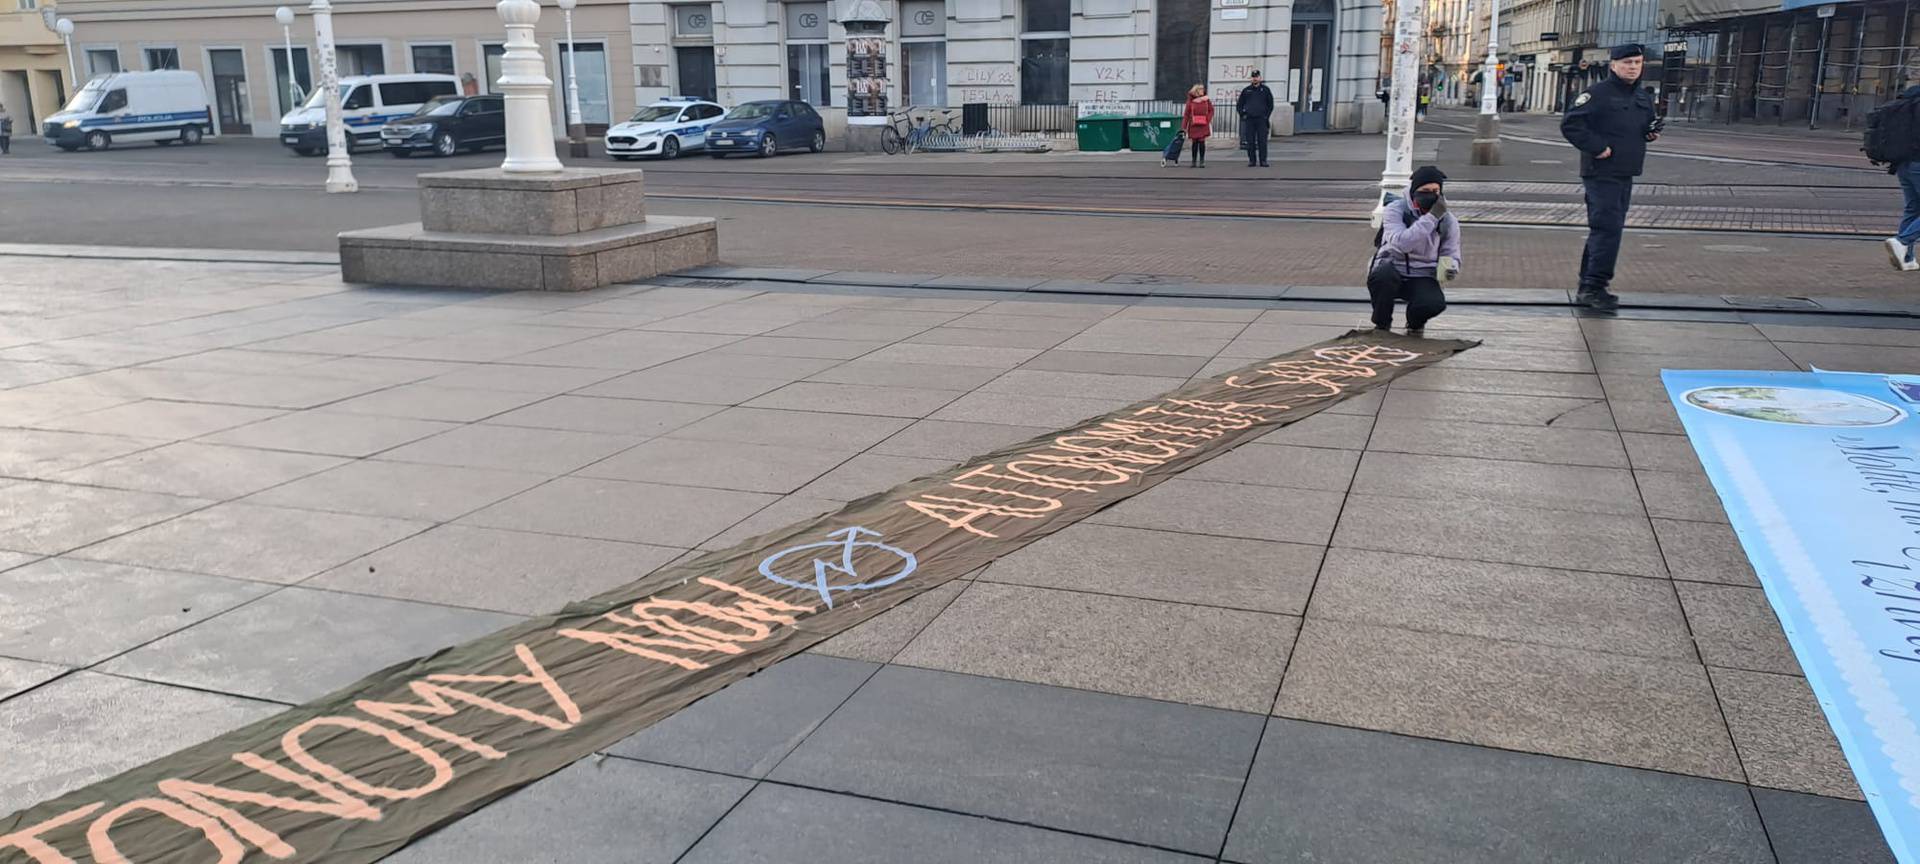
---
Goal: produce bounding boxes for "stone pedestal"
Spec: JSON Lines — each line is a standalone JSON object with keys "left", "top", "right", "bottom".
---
{"left": 339, "top": 166, "right": 718, "bottom": 292}
{"left": 1470, "top": 113, "right": 1503, "bottom": 166}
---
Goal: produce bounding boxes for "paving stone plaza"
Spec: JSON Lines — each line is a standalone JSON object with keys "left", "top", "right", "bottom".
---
{"left": 0, "top": 248, "right": 1910, "bottom": 862}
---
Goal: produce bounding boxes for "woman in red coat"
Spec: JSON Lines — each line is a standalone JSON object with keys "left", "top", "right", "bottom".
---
{"left": 1182, "top": 84, "right": 1214, "bottom": 168}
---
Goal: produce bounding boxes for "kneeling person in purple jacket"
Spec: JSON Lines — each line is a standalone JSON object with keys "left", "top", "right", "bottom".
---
{"left": 1368, "top": 165, "right": 1462, "bottom": 334}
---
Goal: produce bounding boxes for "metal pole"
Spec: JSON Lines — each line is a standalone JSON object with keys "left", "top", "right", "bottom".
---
{"left": 561, "top": 1, "right": 587, "bottom": 158}
{"left": 1472, "top": 0, "right": 1501, "bottom": 163}
{"left": 309, "top": 0, "right": 356, "bottom": 193}
{"left": 497, "top": 0, "right": 564, "bottom": 172}
{"left": 1379, "top": 0, "right": 1424, "bottom": 217}
{"left": 55, "top": 18, "right": 77, "bottom": 88}
{"left": 284, "top": 26, "right": 298, "bottom": 101}
{"left": 1844, "top": 5, "right": 1866, "bottom": 129}
{"left": 1727, "top": 24, "right": 1739, "bottom": 122}
{"left": 1810, "top": 12, "right": 1831, "bottom": 128}
{"left": 1781, "top": 13, "right": 1799, "bottom": 124}
{"left": 1897, "top": 0, "right": 1912, "bottom": 107}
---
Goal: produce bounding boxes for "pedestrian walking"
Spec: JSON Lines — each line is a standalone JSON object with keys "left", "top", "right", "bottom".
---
{"left": 1871, "top": 56, "right": 1920, "bottom": 271}
{"left": 1236, "top": 71, "right": 1273, "bottom": 168}
{"left": 1367, "top": 165, "right": 1461, "bottom": 334}
{"left": 1182, "top": 84, "right": 1213, "bottom": 168}
{"left": 1418, "top": 84, "right": 1432, "bottom": 121}
{"left": 0, "top": 105, "right": 12, "bottom": 156}
{"left": 1560, "top": 43, "right": 1660, "bottom": 312}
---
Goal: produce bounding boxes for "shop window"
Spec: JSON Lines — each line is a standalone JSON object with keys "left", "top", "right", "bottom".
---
{"left": 85, "top": 49, "right": 120, "bottom": 78}
{"left": 904, "top": 41, "right": 947, "bottom": 106}
{"left": 1021, "top": 38, "right": 1069, "bottom": 104}
{"left": 902, "top": 0, "right": 947, "bottom": 107}
{"left": 1021, "top": 0, "right": 1069, "bottom": 105}
{"left": 786, "top": 2, "right": 831, "bottom": 106}
{"left": 557, "top": 42, "right": 612, "bottom": 124}
{"left": 411, "top": 44, "right": 456, "bottom": 76}
{"left": 336, "top": 44, "right": 385, "bottom": 77}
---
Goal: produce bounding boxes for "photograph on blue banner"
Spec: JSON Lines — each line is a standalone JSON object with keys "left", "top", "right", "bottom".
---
{"left": 1666, "top": 368, "right": 1920, "bottom": 864}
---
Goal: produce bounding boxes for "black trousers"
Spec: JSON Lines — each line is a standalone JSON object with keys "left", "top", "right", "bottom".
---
{"left": 1368, "top": 273, "right": 1447, "bottom": 330}
{"left": 1579, "top": 176, "right": 1634, "bottom": 292}
{"left": 1243, "top": 117, "right": 1269, "bottom": 164}
{"left": 1190, "top": 139, "right": 1206, "bottom": 164}
{"left": 0, "top": 136, "right": 9, "bottom": 155}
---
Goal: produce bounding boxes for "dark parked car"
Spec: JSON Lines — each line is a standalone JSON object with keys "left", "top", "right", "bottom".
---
{"left": 704, "top": 100, "right": 826, "bottom": 158}
{"left": 379, "top": 95, "right": 505, "bottom": 158}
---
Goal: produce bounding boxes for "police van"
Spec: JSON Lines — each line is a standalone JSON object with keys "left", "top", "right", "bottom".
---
{"left": 278, "top": 73, "right": 459, "bottom": 156}
{"left": 42, "top": 70, "right": 213, "bottom": 151}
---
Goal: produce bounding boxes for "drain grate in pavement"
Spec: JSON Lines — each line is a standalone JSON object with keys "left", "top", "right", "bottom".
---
{"left": 1104, "top": 273, "right": 1197, "bottom": 285}
{"left": 1723, "top": 295, "right": 1819, "bottom": 309}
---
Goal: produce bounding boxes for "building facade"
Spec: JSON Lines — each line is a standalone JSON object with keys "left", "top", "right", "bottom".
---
{"left": 0, "top": 3, "right": 69, "bottom": 130}
{"left": 1663, "top": 0, "right": 1914, "bottom": 129}
{"left": 1426, "top": 0, "right": 1666, "bottom": 113}
{"left": 1503, "top": 0, "right": 1555, "bottom": 110}
{"left": 628, "top": 0, "right": 1388, "bottom": 134}
{"left": 1541, "top": 0, "right": 1666, "bottom": 111}
{"left": 29, "top": 0, "right": 1391, "bottom": 140}
{"left": 47, "top": 0, "right": 635, "bottom": 138}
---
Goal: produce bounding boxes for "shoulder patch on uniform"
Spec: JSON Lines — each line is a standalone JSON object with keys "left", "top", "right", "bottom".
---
{"left": 1573, "top": 93, "right": 1591, "bottom": 107}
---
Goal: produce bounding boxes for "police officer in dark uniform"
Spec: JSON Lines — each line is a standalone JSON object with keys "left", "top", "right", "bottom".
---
{"left": 1236, "top": 71, "right": 1274, "bottom": 168}
{"left": 1560, "top": 43, "right": 1661, "bottom": 311}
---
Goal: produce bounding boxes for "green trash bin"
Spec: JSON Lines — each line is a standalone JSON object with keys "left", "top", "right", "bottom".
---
{"left": 1126, "top": 114, "right": 1182, "bottom": 152}
{"left": 1074, "top": 115, "right": 1127, "bottom": 152}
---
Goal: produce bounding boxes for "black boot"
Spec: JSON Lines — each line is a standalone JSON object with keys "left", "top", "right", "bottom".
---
{"left": 1575, "top": 285, "right": 1621, "bottom": 312}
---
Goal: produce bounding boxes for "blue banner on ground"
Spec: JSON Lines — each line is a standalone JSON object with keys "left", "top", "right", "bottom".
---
{"left": 1666, "top": 369, "right": 1920, "bottom": 864}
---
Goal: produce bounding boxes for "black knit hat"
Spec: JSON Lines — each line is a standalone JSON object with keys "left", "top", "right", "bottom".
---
{"left": 1409, "top": 165, "right": 1447, "bottom": 191}
{"left": 1610, "top": 43, "right": 1645, "bottom": 60}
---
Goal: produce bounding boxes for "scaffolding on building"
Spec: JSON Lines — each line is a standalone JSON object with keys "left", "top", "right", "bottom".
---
{"left": 1666, "top": 0, "right": 1914, "bottom": 128}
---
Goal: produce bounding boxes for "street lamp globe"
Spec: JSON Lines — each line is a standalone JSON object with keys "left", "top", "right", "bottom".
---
{"left": 54, "top": 18, "right": 73, "bottom": 35}
{"left": 556, "top": 0, "right": 576, "bottom": 9}
{"left": 274, "top": 6, "right": 295, "bottom": 25}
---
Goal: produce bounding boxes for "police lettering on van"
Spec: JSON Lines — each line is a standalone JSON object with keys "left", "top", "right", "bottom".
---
{"left": 42, "top": 70, "right": 213, "bottom": 152}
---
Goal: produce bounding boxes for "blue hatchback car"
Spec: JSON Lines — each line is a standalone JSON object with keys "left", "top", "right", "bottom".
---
{"left": 704, "top": 100, "right": 826, "bottom": 158}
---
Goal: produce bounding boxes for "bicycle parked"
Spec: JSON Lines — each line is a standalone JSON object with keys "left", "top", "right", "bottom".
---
{"left": 880, "top": 108, "right": 961, "bottom": 154}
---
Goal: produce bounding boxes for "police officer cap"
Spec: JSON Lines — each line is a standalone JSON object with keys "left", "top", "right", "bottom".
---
{"left": 1609, "top": 43, "right": 1644, "bottom": 60}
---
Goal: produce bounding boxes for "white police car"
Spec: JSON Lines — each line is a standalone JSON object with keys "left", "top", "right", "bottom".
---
{"left": 604, "top": 98, "right": 727, "bottom": 160}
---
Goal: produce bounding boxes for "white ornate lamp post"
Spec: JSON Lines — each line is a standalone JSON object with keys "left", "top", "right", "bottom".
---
{"left": 1470, "top": 0, "right": 1503, "bottom": 164}
{"left": 54, "top": 18, "right": 76, "bottom": 89}
{"left": 274, "top": 7, "right": 303, "bottom": 107}
{"left": 557, "top": 0, "right": 588, "bottom": 158}
{"left": 497, "top": 0, "right": 564, "bottom": 172}
{"left": 309, "top": 0, "right": 357, "bottom": 193}
{"left": 1377, "top": 0, "right": 1423, "bottom": 219}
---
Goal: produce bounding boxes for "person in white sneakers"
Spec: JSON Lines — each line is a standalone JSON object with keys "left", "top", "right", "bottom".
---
{"left": 1878, "top": 58, "right": 1920, "bottom": 271}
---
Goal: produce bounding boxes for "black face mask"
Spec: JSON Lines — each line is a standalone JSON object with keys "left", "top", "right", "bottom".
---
{"left": 1412, "top": 191, "right": 1440, "bottom": 211}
